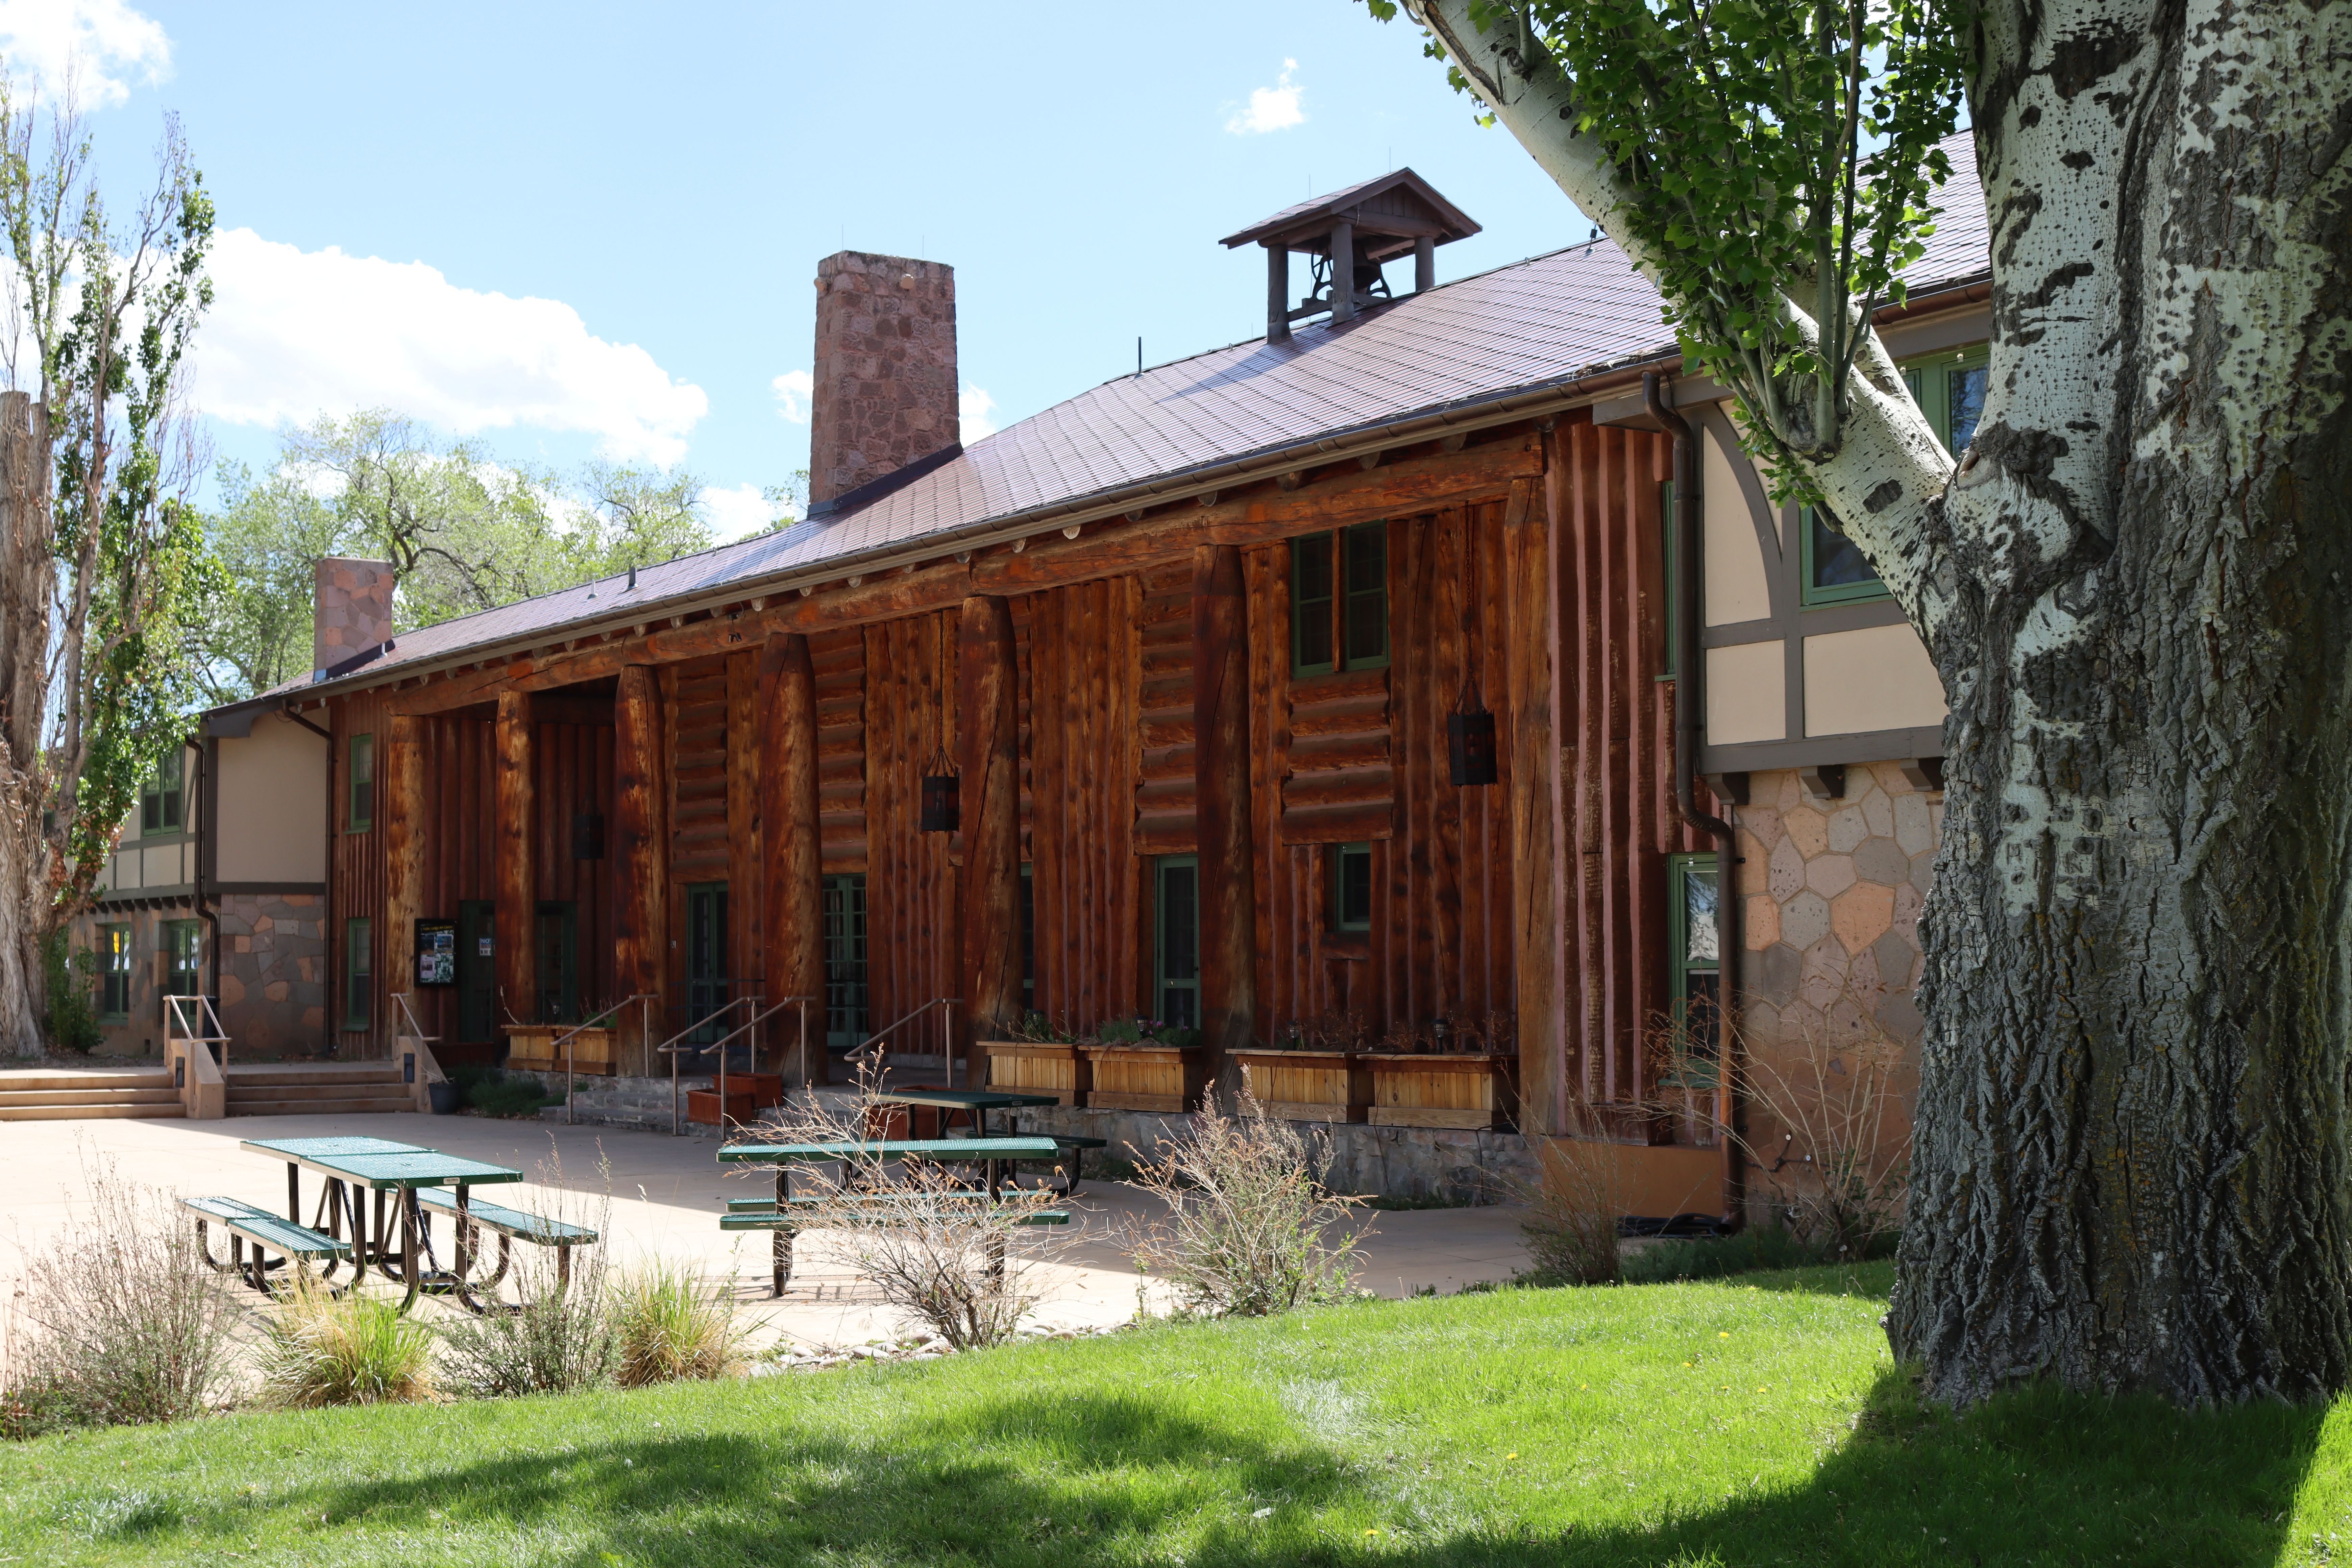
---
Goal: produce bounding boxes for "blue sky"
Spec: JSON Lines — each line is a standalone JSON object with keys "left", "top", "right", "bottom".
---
{"left": 19, "top": 0, "right": 1594, "bottom": 535}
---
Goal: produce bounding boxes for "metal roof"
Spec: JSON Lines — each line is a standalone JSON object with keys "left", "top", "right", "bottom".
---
{"left": 259, "top": 136, "right": 1989, "bottom": 704}
{"left": 1219, "top": 168, "right": 1483, "bottom": 251}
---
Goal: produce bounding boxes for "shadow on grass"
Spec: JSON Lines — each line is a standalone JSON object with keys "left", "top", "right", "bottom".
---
{"left": 43, "top": 1371, "right": 2329, "bottom": 1566}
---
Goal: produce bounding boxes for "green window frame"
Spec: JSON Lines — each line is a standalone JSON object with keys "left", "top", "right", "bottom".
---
{"left": 1667, "top": 852, "right": 1721, "bottom": 1043}
{"left": 822, "top": 873, "right": 869, "bottom": 1048}
{"left": 1802, "top": 345, "right": 1991, "bottom": 609}
{"left": 163, "top": 919, "right": 201, "bottom": 1006}
{"left": 1331, "top": 842, "right": 1373, "bottom": 932}
{"left": 1153, "top": 854, "right": 1200, "bottom": 1030}
{"left": 99, "top": 923, "right": 131, "bottom": 1021}
{"left": 344, "top": 916, "right": 373, "bottom": 1031}
{"left": 140, "top": 753, "right": 183, "bottom": 837}
{"left": 347, "top": 734, "right": 375, "bottom": 832}
{"left": 1291, "top": 522, "right": 1390, "bottom": 677}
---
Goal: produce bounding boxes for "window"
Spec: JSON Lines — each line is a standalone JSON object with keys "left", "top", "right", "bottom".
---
{"left": 1291, "top": 522, "right": 1390, "bottom": 676}
{"left": 99, "top": 924, "right": 131, "bottom": 1020}
{"left": 1153, "top": 855, "right": 1200, "bottom": 1029}
{"left": 140, "top": 753, "right": 183, "bottom": 836}
{"left": 163, "top": 919, "right": 201, "bottom": 1004}
{"left": 1667, "top": 853, "right": 1721, "bottom": 1046}
{"left": 1331, "top": 842, "right": 1373, "bottom": 932}
{"left": 348, "top": 734, "right": 375, "bottom": 832}
{"left": 822, "top": 873, "right": 869, "bottom": 1048}
{"left": 1802, "top": 345, "right": 1992, "bottom": 608}
{"left": 534, "top": 902, "right": 579, "bottom": 1025}
{"left": 344, "top": 917, "right": 373, "bottom": 1030}
{"left": 685, "top": 883, "right": 728, "bottom": 1045}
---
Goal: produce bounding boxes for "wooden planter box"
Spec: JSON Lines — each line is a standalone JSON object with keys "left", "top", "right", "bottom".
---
{"left": 982, "top": 1041, "right": 1091, "bottom": 1105}
{"left": 1359, "top": 1052, "right": 1520, "bottom": 1131}
{"left": 1232, "top": 1048, "right": 1368, "bottom": 1123}
{"left": 686, "top": 1088, "right": 760, "bottom": 1128}
{"left": 1081, "top": 1044, "right": 1209, "bottom": 1113}
{"left": 505, "top": 1026, "right": 618, "bottom": 1076}
{"left": 718, "top": 1072, "right": 784, "bottom": 1111}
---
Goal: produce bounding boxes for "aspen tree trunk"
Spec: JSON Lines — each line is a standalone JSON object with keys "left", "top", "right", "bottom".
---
{"left": 0, "top": 393, "right": 51, "bottom": 1058}
{"left": 1418, "top": 0, "right": 2352, "bottom": 1400}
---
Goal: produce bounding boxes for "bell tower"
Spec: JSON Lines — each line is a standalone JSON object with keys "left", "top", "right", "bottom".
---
{"left": 1220, "top": 169, "right": 1481, "bottom": 342}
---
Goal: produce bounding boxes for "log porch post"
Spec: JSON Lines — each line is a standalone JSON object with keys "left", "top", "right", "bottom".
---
{"left": 383, "top": 713, "right": 424, "bottom": 1058}
{"left": 493, "top": 691, "right": 535, "bottom": 1038}
{"left": 762, "top": 633, "right": 826, "bottom": 1085}
{"left": 959, "top": 595, "right": 1021, "bottom": 1087}
{"left": 614, "top": 664, "right": 669, "bottom": 1071}
{"left": 726, "top": 650, "right": 760, "bottom": 1045}
{"left": 1194, "top": 542, "right": 1258, "bottom": 1091}
{"left": 1503, "top": 470, "right": 1567, "bottom": 1136}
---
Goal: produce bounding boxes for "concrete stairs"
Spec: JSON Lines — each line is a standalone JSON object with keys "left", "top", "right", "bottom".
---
{"left": 0, "top": 1070, "right": 183, "bottom": 1121}
{"left": 224, "top": 1063, "right": 412, "bottom": 1117}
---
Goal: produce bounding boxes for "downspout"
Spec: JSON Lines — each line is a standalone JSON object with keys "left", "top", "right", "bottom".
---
{"left": 281, "top": 702, "right": 336, "bottom": 1057}
{"left": 189, "top": 737, "right": 220, "bottom": 1037}
{"left": 1643, "top": 373, "right": 1746, "bottom": 1230}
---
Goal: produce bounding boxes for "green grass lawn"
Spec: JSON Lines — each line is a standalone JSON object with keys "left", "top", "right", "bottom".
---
{"left": 4, "top": 1261, "right": 2347, "bottom": 1566}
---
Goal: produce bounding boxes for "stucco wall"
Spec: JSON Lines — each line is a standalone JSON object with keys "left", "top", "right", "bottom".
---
{"left": 217, "top": 716, "right": 328, "bottom": 884}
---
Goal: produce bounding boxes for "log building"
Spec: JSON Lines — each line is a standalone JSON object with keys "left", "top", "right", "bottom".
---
{"left": 169, "top": 151, "right": 1992, "bottom": 1209}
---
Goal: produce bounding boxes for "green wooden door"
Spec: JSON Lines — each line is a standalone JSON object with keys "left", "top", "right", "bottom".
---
{"left": 456, "top": 900, "right": 496, "bottom": 1042}
{"left": 686, "top": 882, "right": 729, "bottom": 1046}
{"left": 533, "top": 901, "right": 578, "bottom": 1025}
{"left": 822, "top": 873, "right": 869, "bottom": 1049}
{"left": 1154, "top": 855, "right": 1200, "bottom": 1030}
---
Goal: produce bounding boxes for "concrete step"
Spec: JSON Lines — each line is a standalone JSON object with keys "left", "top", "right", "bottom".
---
{"left": 224, "top": 1095, "right": 414, "bottom": 1117}
{"left": 0, "top": 1102, "right": 186, "bottom": 1121}
{"left": 228, "top": 1068, "right": 403, "bottom": 1087}
{"left": 0, "top": 1086, "right": 182, "bottom": 1108}
{"left": 0, "top": 1071, "right": 174, "bottom": 1093}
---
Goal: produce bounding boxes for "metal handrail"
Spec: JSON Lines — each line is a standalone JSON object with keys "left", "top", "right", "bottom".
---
{"left": 537, "top": 994, "right": 657, "bottom": 1126}
{"left": 163, "top": 994, "right": 230, "bottom": 1068}
{"left": 390, "top": 991, "right": 439, "bottom": 1045}
{"left": 853, "top": 996, "right": 964, "bottom": 1085}
{"left": 652, "top": 994, "right": 820, "bottom": 1135}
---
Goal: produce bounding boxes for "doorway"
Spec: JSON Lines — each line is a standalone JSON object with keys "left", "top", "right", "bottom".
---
{"left": 1153, "top": 855, "right": 1200, "bottom": 1029}
{"left": 533, "top": 901, "right": 578, "bottom": 1025}
{"left": 822, "top": 873, "right": 869, "bottom": 1049}
{"left": 456, "top": 899, "right": 495, "bottom": 1042}
{"left": 685, "top": 881, "right": 729, "bottom": 1047}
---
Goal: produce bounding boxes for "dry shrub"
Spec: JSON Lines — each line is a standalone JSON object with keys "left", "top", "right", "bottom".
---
{"left": 1649, "top": 969, "right": 1912, "bottom": 1257}
{"left": 1128, "top": 1092, "right": 1368, "bottom": 1316}
{"left": 1510, "top": 1130, "right": 1627, "bottom": 1285}
{"left": 742, "top": 1047, "right": 1081, "bottom": 1349}
{"left": 255, "top": 1274, "right": 435, "bottom": 1407}
{"left": 614, "top": 1260, "right": 745, "bottom": 1385}
{"left": 436, "top": 1148, "right": 621, "bottom": 1396}
{"left": 2, "top": 1147, "right": 237, "bottom": 1435}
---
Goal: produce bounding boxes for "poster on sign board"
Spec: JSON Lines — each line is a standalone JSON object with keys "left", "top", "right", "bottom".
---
{"left": 415, "top": 918, "right": 458, "bottom": 986}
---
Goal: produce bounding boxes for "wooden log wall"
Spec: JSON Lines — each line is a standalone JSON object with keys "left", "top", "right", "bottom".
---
{"left": 861, "top": 611, "right": 960, "bottom": 1056}
{"left": 1133, "top": 561, "right": 1196, "bottom": 854}
{"left": 1553, "top": 416, "right": 1713, "bottom": 1135}
{"left": 411, "top": 714, "right": 496, "bottom": 1045}
{"left": 1245, "top": 508, "right": 1519, "bottom": 1048}
{"left": 814, "top": 628, "right": 867, "bottom": 872}
{"left": 615, "top": 665, "right": 668, "bottom": 1067}
{"left": 530, "top": 706, "right": 617, "bottom": 1032}
{"left": 959, "top": 596, "right": 1021, "bottom": 1049}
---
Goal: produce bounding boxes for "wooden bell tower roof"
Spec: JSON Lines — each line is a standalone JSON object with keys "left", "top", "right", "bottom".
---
{"left": 1219, "top": 169, "right": 1481, "bottom": 263}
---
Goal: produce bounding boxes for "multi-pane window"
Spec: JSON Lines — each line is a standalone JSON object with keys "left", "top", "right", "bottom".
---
{"left": 140, "top": 754, "right": 183, "bottom": 836}
{"left": 160, "top": 919, "right": 201, "bottom": 1029}
{"left": 822, "top": 873, "right": 869, "bottom": 1048}
{"left": 1292, "top": 522, "right": 1390, "bottom": 676}
{"left": 1331, "top": 842, "right": 1373, "bottom": 932}
{"left": 348, "top": 734, "right": 375, "bottom": 832}
{"left": 1154, "top": 855, "right": 1200, "bottom": 1029}
{"left": 1804, "top": 345, "right": 1991, "bottom": 608}
{"left": 1668, "top": 853, "right": 1721, "bottom": 1046}
{"left": 99, "top": 924, "right": 131, "bottom": 1020}
{"left": 344, "top": 917, "right": 373, "bottom": 1030}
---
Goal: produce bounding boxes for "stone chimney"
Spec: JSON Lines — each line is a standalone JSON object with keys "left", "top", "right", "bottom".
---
{"left": 808, "top": 251, "right": 958, "bottom": 511}
{"left": 313, "top": 558, "right": 395, "bottom": 681}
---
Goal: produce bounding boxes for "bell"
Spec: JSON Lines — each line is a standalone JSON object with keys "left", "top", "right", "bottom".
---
{"left": 920, "top": 773, "right": 960, "bottom": 833}
{"left": 1448, "top": 711, "right": 1498, "bottom": 787}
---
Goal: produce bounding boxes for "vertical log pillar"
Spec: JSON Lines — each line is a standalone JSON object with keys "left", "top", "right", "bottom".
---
{"left": 762, "top": 633, "right": 826, "bottom": 1085}
{"left": 1266, "top": 242, "right": 1291, "bottom": 343}
{"left": 493, "top": 691, "right": 535, "bottom": 1040}
{"left": 1194, "top": 543, "right": 1258, "bottom": 1091}
{"left": 726, "top": 649, "right": 760, "bottom": 1043}
{"left": 1330, "top": 220, "right": 1356, "bottom": 324}
{"left": 383, "top": 713, "right": 424, "bottom": 1059}
{"left": 1503, "top": 471, "right": 1567, "bottom": 1137}
{"left": 614, "top": 665, "right": 669, "bottom": 1072}
{"left": 959, "top": 596, "right": 1021, "bottom": 1087}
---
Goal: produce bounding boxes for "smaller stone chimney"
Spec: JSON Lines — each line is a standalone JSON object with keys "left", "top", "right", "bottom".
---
{"left": 808, "top": 251, "right": 958, "bottom": 513}
{"left": 313, "top": 558, "right": 395, "bottom": 681}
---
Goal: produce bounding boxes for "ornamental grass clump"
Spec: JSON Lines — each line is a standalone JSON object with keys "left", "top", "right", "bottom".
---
{"left": 437, "top": 1154, "right": 620, "bottom": 1396}
{"left": 1, "top": 1147, "right": 237, "bottom": 1436}
{"left": 1509, "top": 1124, "right": 1627, "bottom": 1286}
{"left": 1128, "top": 1093, "right": 1368, "bottom": 1316}
{"left": 254, "top": 1275, "right": 435, "bottom": 1407}
{"left": 613, "top": 1260, "right": 745, "bottom": 1386}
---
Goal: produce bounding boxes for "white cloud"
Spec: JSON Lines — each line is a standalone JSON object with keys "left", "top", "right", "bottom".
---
{"left": 960, "top": 384, "right": 998, "bottom": 443}
{"left": 772, "top": 369, "right": 814, "bottom": 423}
{"left": 0, "top": 0, "right": 170, "bottom": 108}
{"left": 704, "top": 482, "right": 783, "bottom": 541}
{"left": 1226, "top": 59, "right": 1304, "bottom": 135}
{"left": 190, "top": 228, "right": 708, "bottom": 464}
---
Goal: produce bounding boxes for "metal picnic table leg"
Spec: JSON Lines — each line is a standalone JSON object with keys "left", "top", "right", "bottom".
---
{"left": 287, "top": 1162, "right": 300, "bottom": 1224}
{"left": 394, "top": 1190, "right": 421, "bottom": 1315}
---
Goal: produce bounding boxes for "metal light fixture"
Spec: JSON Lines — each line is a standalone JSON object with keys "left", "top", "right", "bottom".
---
{"left": 920, "top": 769, "right": 960, "bottom": 833}
{"left": 1448, "top": 710, "right": 1498, "bottom": 786}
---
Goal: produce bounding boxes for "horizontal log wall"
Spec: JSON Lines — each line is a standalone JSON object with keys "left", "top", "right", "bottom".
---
{"left": 1133, "top": 560, "right": 1196, "bottom": 855}
{"left": 533, "top": 711, "right": 618, "bottom": 1029}
{"left": 814, "top": 628, "right": 867, "bottom": 873}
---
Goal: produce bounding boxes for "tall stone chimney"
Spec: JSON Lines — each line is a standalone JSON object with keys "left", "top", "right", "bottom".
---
{"left": 313, "top": 558, "right": 395, "bottom": 680}
{"left": 808, "top": 251, "right": 958, "bottom": 512}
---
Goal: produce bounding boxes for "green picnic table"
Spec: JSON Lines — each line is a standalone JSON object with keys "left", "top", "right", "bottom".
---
{"left": 719, "top": 1137, "right": 1061, "bottom": 1295}
{"left": 874, "top": 1087, "right": 1064, "bottom": 1138}
{"left": 239, "top": 1135, "right": 524, "bottom": 1314}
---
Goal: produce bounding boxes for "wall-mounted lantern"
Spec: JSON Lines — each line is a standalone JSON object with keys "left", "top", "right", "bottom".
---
{"left": 1448, "top": 709, "right": 1498, "bottom": 787}
{"left": 920, "top": 768, "right": 960, "bottom": 833}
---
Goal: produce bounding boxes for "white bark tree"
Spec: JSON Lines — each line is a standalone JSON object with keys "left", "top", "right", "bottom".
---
{"left": 1389, "top": 0, "right": 2352, "bottom": 1402}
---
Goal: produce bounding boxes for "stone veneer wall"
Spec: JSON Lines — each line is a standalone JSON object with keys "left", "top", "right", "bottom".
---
{"left": 216, "top": 892, "right": 328, "bottom": 1056}
{"left": 807, "top": 251, "right": 958, "bottom": 506}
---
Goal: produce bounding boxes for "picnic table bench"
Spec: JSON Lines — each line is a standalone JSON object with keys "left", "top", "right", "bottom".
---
{"left": 183, "top": 1195, "right": 351, "bottom": 1293}
{"left": 415, "top": 1187, "right": 599, "bottom": 1300}
{"left": 717, "top": 1136, "right": 1065, "bottom": 1295}
{"left": 869, "top": 1092, "right": 1113, "bottom": 1193}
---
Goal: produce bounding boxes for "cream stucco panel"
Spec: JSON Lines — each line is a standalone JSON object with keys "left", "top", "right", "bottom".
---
{"left": 1706, "top": 640, "right": 1786, "bottom": 744}
{"left": 1702, "top": 426, "right": 1772, "bottom": 625}
{"left": 1804, "top": 624, "right": 1949, "bottom": 737}
{"left": 217, "top": 715, "right": 329, "bottom": 883}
